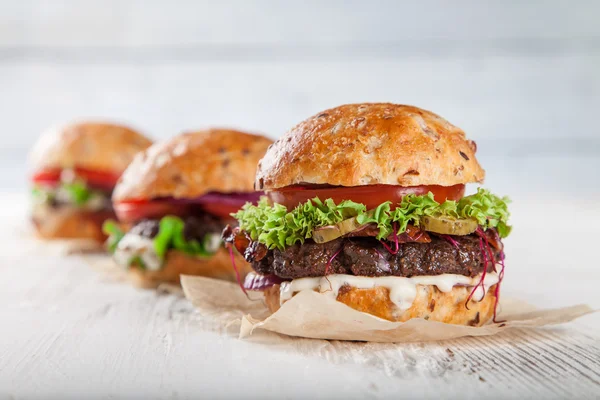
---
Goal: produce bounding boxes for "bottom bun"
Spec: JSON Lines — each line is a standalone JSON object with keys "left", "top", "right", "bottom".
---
{"left": 265, "top": 282, "right": 497, "bottom": 327}
{"left": 127, "top": 247, "right": 252, "bottom": 289}
{"left": 32, "top": 207, "right": 114, "bottom": 243}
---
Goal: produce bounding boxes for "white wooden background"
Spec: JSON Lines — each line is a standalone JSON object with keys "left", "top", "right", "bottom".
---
{"left": 1, "top": 1, "right": 600, "bottom": 194}
{"left": 0, "top": 2, "right": 599, "bottom": 399}
{"left": 1, "top": 194, "right": 599, "bottom": 399}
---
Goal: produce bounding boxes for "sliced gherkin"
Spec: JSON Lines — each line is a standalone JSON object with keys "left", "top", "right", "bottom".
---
{"left": 312, "top": 216, "right": 364, "bottom": 243}
{"left": 420, "top": 215, "right": 477, "bottom": 236}
{"left": 311, "top": 226, "right": 340, "bottom": 244}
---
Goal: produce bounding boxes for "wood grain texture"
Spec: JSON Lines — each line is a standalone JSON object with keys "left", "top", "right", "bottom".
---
{"left": 1, "top": 0, "right": 600, "bottom": 163}
{"left": 1, "top": 1, "right": 600, "bottom": 396}
{"left": 2, "top": 53, "right": 600, "bottom": 156}
{"left": 2, "top": 0, "right": 600, "bottom": 47}
{"left": 0, "top": 193, "right": 598, "bottom": 399}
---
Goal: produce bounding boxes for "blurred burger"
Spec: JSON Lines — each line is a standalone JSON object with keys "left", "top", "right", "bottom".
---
{"left": 224, "top": 104, "right": 511, "bottom": 326}
{"left": 104, "top": 129, "right": 273, "bottom": 288}
{"left": 29, "top": 122, "right": 152, "bottom": 242}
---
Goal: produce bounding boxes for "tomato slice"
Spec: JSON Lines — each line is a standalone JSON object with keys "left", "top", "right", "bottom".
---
{"left": 114, "top": 200, "right": 193, "bottom": 223}
{"left": 115, "top": 196, "right": 246, "bottom": 223}
{"left": 74, "top": 168, "right": 121, "bottom": 191}
{"left": 200, "top": 202, "right": 244, "bottom": 220}
{"left": 267, "top": 184, "right": 465, "bottom": 210}
{"left": 31, "top": 170, "right": 61, "bottom": 187}
{"left": 31, "top": 167, "right": 121, "bottom": 191}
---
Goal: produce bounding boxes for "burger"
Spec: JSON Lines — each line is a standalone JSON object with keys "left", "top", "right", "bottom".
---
{"left": 29, "top": 122, "right": 152, "bottom": 242}
{"left": 223, "top": 104, "right": 511, "bottom": 326}
{"left": 103, "top": 129, "right": 273, "bottom": 288}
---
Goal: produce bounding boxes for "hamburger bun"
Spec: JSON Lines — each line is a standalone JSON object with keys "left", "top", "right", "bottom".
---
{"left": 264, "top": 283, "right": 497, "bottom": 327}
{"left": 32, "top": 206, "right": 115, "bottom": 242}
{"left": 256, "top": 103, "right": 485, "bottom": 190}
{"left": 127, "top": 247, "right": 251, "bottom": 289}
{"left": 113, "top": 129, "right": 273, "bottom": 202}
{"left": 30, "top": 121, "right": 152, "bottom": 173}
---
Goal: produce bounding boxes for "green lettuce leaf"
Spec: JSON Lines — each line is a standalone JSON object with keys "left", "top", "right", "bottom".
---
{"left": 103, "top": 215, "right": 221, "bottom": 269}
{"left": 457, "top": 188, "right": 512, "bottom": 237}
{"left": 233, "top": 188, "right": 512, "bottom": 250}
{"left": 102, "top": 220, "right": 125, "bottom": 253}
{"left": 235, "top": 197, "right": 368, "bottom": 250}
{"left": 153, "top": 216, "right": 219, "bottom": 259}
{"left": 61, "top": 181, "right": 92, "bottom": 205}
{"left": 31, "top": 187, "right": 55, "bottom": 204}
{"left": 130, "top": 255, "right": 147, "bottom": 270}
{"left": 32, "top": 182, "right": 100, "bottom": 207}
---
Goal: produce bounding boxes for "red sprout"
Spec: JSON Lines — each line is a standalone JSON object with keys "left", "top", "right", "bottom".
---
{"left": 412, "top": 231, "right": 425, "bottom": 242}
{"left": 492, "top": 250, "right": 506, "bottom": 323}
{"left": 486, "top": 227, "right": 503, "bottom": 251}
{"left": 227, "top": 244, "right": 248, "bottom": 297}
{"left": 465, "top": 236, "right": 488, "bottom": 310}
{"left": 440, "top": 234, "right": 460, "bottom": 249}
{"left": 325, "top": 246, "right": 344, "bottom": 275}
{"left": 471, "top": 226, "right": 505, "bottom": 322}
{"left": 323, "top": 245, "right": 344, "bottom": 292}
{"left": 380, "top": 222, "right": 400, "bottom": 255}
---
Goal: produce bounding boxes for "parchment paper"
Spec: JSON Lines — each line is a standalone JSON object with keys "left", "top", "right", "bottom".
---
{"left": 181, "top": 275, "right": 595, "bottom": 343}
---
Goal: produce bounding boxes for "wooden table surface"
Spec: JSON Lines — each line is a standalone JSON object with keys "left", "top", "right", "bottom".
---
{"left": 1, "top": 192, "right": 599, "bottom": 399}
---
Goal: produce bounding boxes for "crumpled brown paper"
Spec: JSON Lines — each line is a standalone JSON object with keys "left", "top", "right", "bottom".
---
{"left": 181, "top": 275, "right": 595, "bottom": 343}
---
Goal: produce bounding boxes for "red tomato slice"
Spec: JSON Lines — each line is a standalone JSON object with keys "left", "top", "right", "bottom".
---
{"left": 31, "top": 167, "right": 121, "bottom": 191}
{"left": 74, "top": 168, "right": 121, "bottom": 191}
{"left": 114, "top": 200, "right": 192, "bottom": 223}
{"left": 267, "top": 184, "right": 465, "bottom": 210}
{"left": 114, "top": 199, "right": 242, "bottom": 223}
{"left": 200, "top": 202, "right": 244, "bottom": 220}
{"left": 31, "top": 170, "right": 61, "bottom": 186}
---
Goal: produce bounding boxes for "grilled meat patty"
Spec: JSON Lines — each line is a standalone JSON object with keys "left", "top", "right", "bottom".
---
{"left": 225, "top": 227, "right": 502, "bottom": 279}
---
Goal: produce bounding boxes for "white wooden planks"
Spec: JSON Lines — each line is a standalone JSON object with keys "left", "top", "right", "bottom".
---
{"left": 0, "top": 193, "right": 598, "bottom": 398}
{"left": 2, "top": 52, "right": 599, "bottom": 153}
{"left": 2, "top": 0, "right": 600, "bottom": 47}
{"left": 1, "top": 0, "right": 599, "bottom": 162}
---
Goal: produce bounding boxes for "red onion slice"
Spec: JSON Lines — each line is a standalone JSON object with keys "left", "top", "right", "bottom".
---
{"left": 243, "top": 272, "right": 287, "bottom": 291}
{"left": 161, "top": 191, "right": 263, "bottom": 206}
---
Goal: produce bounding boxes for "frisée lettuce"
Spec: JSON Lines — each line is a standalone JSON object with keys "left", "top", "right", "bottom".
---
{"left": 102, "top": 216, "right": 221, "bottom": 269}
{"left": 233, "top": 188, "right": 511, "bottom": 250}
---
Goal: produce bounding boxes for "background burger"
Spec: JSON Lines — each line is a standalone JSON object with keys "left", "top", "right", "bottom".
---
{"left": 104, "top": 129, "right": 273, "bottom": 288}
{"left": 29, "top": 122, "right": 152, "bottom": 242}
{"left": 224, "top": 103, "right": 511, "bottom": 326}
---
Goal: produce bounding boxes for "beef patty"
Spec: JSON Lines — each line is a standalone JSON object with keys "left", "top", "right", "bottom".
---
{"left": 129, "top": 213, "right": 226, "bottom": 242}
{"left": 230, "top": 232, "right": 502, "bottom": 279}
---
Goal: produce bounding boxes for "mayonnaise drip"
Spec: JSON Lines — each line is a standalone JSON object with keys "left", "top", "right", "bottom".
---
{"left": 279, "top": 269, "right": 500, "bottom": 311}
{"left": 113, "top": 234, "right": 162, "bottom": 271}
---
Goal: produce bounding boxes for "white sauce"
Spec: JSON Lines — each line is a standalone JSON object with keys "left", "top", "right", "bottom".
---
{"left": 34, "top": 185, "right": 110, "bottom": 211}
{"left": 204, "top": 234, "right": 222, "bottom": 253}
{"left": 280, "top": 269, "right": 500, "bottom": 311}
{"left": 82, "top": 193, "right": 110, "bottom": 211}
{"left": 113, "top": 234, "right": 162, "bottom": 271}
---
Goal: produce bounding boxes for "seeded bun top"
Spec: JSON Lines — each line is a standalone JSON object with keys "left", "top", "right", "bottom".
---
{"left": 113, "top": 128, "right": 273, "bottom": 202}
{"left": 30, "top": 122, "right": 152, "bottom": 173}
{"left": 255, "top": 103, "right": 484, "bottom": 190}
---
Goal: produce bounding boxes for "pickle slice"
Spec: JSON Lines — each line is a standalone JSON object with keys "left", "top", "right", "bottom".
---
{"left": 312, "top": 226, "right": 341, "bottom": 243}
{"left": 420, "top": 215, "right": 477, "bottom": 236}
{"left": 312, "top": 216, "right": 364, "bottom": 244}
